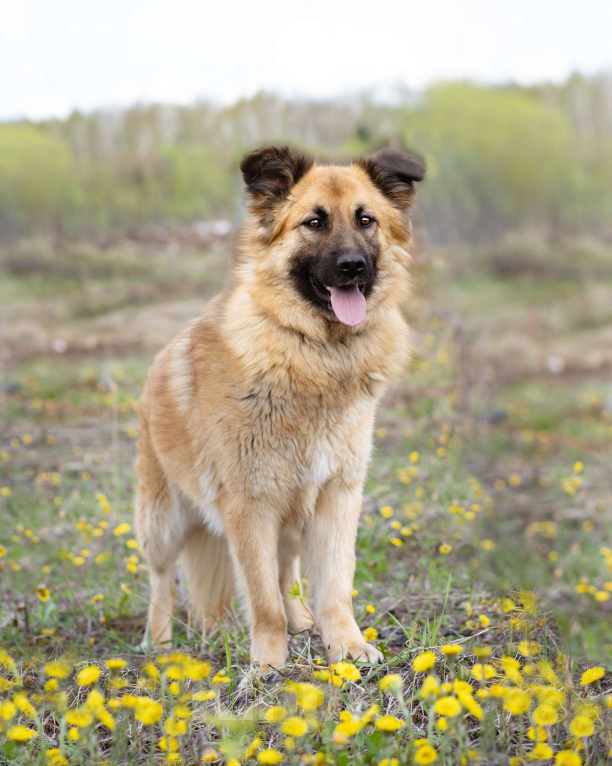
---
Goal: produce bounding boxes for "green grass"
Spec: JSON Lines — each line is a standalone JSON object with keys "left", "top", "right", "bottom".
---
{"left": 1, "top": 247, "right": 611, "bottom": 764}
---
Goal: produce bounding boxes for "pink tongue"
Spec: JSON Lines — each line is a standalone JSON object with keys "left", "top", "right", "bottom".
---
{"left": 329, "top": 285, "right": 367, "bottom": 326}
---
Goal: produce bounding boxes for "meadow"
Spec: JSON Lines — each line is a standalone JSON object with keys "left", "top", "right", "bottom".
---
{"left": 1, "top": 237, "right": 612, "bottom": 765}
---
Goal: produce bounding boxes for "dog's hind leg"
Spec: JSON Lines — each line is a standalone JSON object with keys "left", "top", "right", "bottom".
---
{"left": 278, "top": 525, "right": 313, "bottom": 634}
{"left": 135, "top": 421, "right": 190, "bottom": 649}
{"left": 182, "top": 526, "right": 234, "bottom": 635}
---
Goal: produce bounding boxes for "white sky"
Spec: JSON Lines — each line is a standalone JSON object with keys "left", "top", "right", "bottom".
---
{"left": 1, "top": 0, "right": 611, "bottom": 120}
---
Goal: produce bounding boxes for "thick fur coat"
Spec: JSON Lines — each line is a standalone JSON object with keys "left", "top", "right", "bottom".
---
{"left": 135, "top": 145, "right": 425, "bottom": 672}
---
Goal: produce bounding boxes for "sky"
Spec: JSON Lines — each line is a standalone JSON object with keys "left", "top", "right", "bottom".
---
{"left": 1, "top": 0, "right": 611, "bottom": 121}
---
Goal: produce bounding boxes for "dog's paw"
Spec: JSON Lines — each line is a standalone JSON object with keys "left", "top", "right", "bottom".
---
{"left": 286, "top": 600, "right": 315, "bottom": 634}
{"left": 328, "top": 638, "right": 383, "bottom": 665}
{"left": 251, "top": 635, "right": 288, "bottom": 676}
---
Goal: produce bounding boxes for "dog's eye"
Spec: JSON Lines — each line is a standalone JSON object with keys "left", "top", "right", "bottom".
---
{"left": 306, "top": 219, "right": 321, "bottom": 229}
{"left": 359, "top": 215, "right": 373, "bottom": 227}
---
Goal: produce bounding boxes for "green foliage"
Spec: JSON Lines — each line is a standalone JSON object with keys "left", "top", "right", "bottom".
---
{"left": 405, "top": 83, "right": 583, "bottom": 241}
{"left": 0, "top": 124, "right": 81, "bottom": 237}
{"left": 1, "top": 74, "right": 612, "bottom": 248}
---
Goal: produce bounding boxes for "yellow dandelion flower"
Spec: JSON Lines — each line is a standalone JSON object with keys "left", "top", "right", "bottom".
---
{"left": 580, "top": 667, "right": 604, "bottom": 686}
{"left": 412, "top": 651, "right": 436, "bottom": 672}
{"left": 333, "top": 661, "right": 360, "bottom": 682}
{"left": 366, "top": 604, "right": 376, "bottom": 614}
{"left": 46, "top": 749, "right": 69, "bottom": 766}
{"left": 6, "top": 725, "right": 36, "bottom": 742}
{"left": 281, "top": 716, "right": 308, "bottom": 737}
{"left": 420, "top": 675, "right": 441, "bottom": 699}
{"left": 43, "top": 659, "right": 70, "bottom": 679}
{"left": 437, "top": 716, "right": 448, "bottom": 731}
{"left": 334, "top": 720, "right": 361, "bottom": 738}
{"left": 135, "top": 698, "right": 163, "bottom": 725}
{"left": 379, "top": 674, "right": 402, "bottom": 693}
{"left": 77, "top": 666, "right": 101, "bottom": 686}
{"left": 453, "top": 680, "right": 474, "bottom": 696}
{"left": 457, "top": 691, "right": 483, "bottom": 720}
{"left": 528, "top": 743, "right": 553, "bottom": 760}
{"left": 414, "top": 745, "right": 438, "bottom": 765}
{"left": 471, "top": 663, "right": 496, "bottom": 681}
{"left": 504, "top": 689, "right": 532, "bottom": 716}
{"left": 183, "top": 659, "right": 210, "bottom": 680}
{"left": 554, "top": 751, "right": 582, "bottom": 766}
{"left": 380, "top": 506, "right": 394, "bottom": 518}
{"left": 441, "top": 644, "right": 462, "bottom": 656}
{"left": 12, "top": 693, "right": 35, "bottom": 720}
{"left": 166, "top": 665, "right": 184, "bottom": 681}
{"left": 37, "top": 586, "right": 50, "bottom": 602}
{"left": 0, "top": 701, "right": 16, "bottom": 720}
{"left": 363, "top": 627, "right": 378, "bottom": 642}
{"left": 533, "top": 704, "right": 558, "bottom": 726}
{"left": 534, "top": 686, "right": 565, "bottom": 709}
{"left": 501, "top": 656, "right": 522, "bottom": 683}
{"left": 192, "top": 690, "right": 215, "bottom": 701}
{"left": 527, "top": 726, "right": 548, "bottom": 742}
{"left": 172, "top": 705, "right": 191, "bottom": 720}
{"left": 569, "top": 716, "right": 594, "bottom": 737}
{"left": 361, "top": 704, "right": 379, "bottom": 724}
{"left": 258, "top": 750, "right": 284, "bottom": 764}
{"left": 159, "top": 736, "right": 179, "bottom": 752}
{"left": 113, "top": 523, "right": 131, "bottom": 536}
{"left": 433, "top": 696, "right": 462, "bottom": 717}
{"left": 165, "top": 716, "right": 187, "bottom": 736}
{"left": 375, "top": 715, "right": 404, "bottom": 732}
{"left": 439, "top": 544, "right": 452, "bottom": 554}
{"left": 66, "top": 709, "right": 93, "bottom": 727}
{"left": 265, "top": 706, "right": 287, "bottom": 722}
{"left": 201, "top": 747, "right": 219, "bottom": 762}
{"left": 286, "top": 682, "right": 324, "bottom": 711}
{"left": 313, "top": 669, "right": 341, "bottom": 686}
{"left": 518, "top": 640, "right": 541, "bottom": 658}
{"left": 105, "top": 658, "right": 127, "bottom": 671}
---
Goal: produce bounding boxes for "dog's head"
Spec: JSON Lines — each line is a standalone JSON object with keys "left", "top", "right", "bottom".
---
{"left": 238, "top": 145, "right": 425, "bottom": 331}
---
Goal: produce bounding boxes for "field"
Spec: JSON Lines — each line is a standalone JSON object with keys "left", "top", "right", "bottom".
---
{"left": 1, "top": 240, "right": 612, "bottom": 764}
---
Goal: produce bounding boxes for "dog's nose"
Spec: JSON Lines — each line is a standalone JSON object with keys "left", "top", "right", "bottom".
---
{"left": 336, "top": 253, "right": 366, "bottom": 278}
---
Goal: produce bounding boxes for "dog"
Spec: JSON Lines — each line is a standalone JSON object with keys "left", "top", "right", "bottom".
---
{"left": 135, "top": 145, "right": 425, "bottom": 672}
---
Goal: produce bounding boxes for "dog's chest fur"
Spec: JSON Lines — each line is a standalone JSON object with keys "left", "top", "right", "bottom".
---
{"left": 146, "top": 299, "right": 406, "bottom": 519}
{"left": 231, "top": 371, "right": 378, "bottom": 499}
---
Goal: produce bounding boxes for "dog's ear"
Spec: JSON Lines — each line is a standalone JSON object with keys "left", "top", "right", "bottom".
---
{"left": 240, "top": 145, "right": 314, "bottom": 207}
{"left": 358, "top": 148, "right": 425, "bottom": 209}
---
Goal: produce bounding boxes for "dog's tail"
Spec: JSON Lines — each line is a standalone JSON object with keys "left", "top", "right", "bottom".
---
{"left": 181, "top": 527, "right": 235, "bottom": 633}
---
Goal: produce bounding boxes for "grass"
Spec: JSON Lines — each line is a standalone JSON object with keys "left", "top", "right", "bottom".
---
{"left": 1, "top": 243, "right": 611, "bottom": 764}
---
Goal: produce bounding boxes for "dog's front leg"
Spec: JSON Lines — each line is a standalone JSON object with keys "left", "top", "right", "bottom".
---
{"left": 304, "top": 480, "right": 383, "bottom": 665}
{"left": 222, "top": 496, "right": 288, "bottom": 674}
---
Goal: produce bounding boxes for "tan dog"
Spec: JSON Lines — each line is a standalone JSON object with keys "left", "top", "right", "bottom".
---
{"left": 135, "top": 145, "right": 425, "bottom": 672}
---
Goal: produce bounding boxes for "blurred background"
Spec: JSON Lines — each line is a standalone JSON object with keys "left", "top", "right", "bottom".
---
{"left": 2, "top": 0, "right": 612, "bottom": 661}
